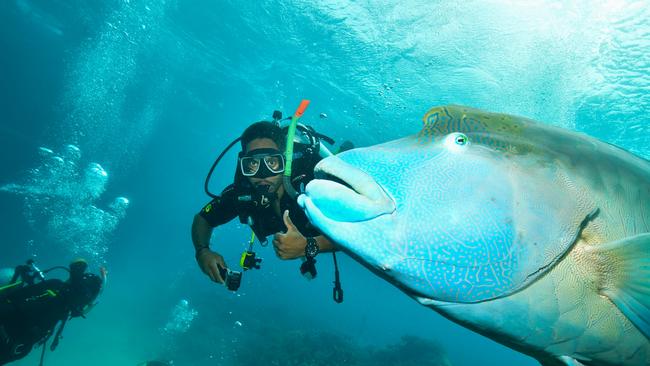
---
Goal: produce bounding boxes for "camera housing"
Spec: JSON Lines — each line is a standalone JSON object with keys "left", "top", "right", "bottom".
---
{"left": 218, "top": 265, "right": 242, "bottom": 291}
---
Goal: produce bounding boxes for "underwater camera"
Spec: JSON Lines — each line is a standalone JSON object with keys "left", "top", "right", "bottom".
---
{"left": 218, "top": 265, "right": 242, "bottom": 291}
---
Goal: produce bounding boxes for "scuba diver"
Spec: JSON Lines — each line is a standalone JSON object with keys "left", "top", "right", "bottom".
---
{"left": 192, "top": 101, "right": 352, "bottom": 301}
{"left": 0, "top": 259, "right": 105, "bottom": 365}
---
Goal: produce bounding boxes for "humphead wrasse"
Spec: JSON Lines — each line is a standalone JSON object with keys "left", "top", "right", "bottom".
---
{"left": 298, "top": 105, "right": 650, "bottom": 366}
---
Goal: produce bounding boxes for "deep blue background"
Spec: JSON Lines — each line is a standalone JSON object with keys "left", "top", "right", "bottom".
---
{"left": 1, "top": 1, "right": 648, "bottom": 365}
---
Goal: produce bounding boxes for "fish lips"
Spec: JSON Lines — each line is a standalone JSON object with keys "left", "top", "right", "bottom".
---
{"left": 298, "top": 156, "right": 395, "bottom": 223}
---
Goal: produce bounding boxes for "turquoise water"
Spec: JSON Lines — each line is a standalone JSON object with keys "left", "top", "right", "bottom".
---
{"left": 1, "top": 1, "right": 648, "bottom": 365}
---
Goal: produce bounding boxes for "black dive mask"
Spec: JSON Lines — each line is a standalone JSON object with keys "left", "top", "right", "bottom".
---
{"left": 239, "top": 148, "right": 285, "bottom": 179}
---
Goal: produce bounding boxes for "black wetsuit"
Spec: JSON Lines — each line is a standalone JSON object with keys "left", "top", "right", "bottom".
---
{"left": 199, "top": 176, "right": 321, "bottom": 240}
{"left": 0, "top": 279, "right": 69, "bottom": 365}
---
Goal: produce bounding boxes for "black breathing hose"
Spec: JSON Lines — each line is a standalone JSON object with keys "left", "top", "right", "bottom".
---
{"left": 204, "top": 137, "right": 242, "bottom": 198}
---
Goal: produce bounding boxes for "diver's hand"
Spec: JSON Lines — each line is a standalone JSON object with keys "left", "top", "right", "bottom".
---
{"left": 196, "top": 249, "right": 227, "bottom": 283}
{"left": 272, "top": 210, "right": 306, "bottom": 260}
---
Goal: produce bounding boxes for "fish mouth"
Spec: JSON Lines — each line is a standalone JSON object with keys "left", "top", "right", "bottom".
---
{"left": 298, "top": 156, "right": 395, "bottom": 223}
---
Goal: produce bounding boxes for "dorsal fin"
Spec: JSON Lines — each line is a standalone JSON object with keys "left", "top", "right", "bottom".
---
{"left": 418, "top": 105, "right": 535, "bottom": 154}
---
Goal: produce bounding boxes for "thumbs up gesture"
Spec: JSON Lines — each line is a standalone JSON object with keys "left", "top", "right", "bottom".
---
{"left": 272, "top": 210, "right": 307, "bottom": 260}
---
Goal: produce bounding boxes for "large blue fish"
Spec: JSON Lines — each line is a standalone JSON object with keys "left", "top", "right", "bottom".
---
{"left": 298, "top": 105, "right": 650, "bottom": 366}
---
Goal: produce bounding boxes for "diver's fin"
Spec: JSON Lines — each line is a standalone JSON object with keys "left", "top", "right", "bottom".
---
{"left": 557, "top": 356, "right": 586, "bottom": 366}
{"left": 591, "top": 232, "right": 650, "bottom": 339}
{"left": 538, "top": 355, "right": 586, "bottom": 366}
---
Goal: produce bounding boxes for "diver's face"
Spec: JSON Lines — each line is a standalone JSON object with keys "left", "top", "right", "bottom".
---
{"left": 245, "top": 138, "right": 284, "bottom": 195}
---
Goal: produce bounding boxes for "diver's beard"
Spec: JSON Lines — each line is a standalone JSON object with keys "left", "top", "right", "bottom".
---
{"left": 252, "top": 176, "right": 282, "bottom": 194}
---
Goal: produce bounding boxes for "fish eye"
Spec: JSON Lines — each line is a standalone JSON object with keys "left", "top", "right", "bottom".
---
{"left": 443, "top": 132, "right": 470, "bottom": 152}
{"left": 455, "top": 134, "right": 468, "bottom": 145}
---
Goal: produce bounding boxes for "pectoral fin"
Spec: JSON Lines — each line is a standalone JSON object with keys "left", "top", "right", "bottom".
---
{"left": 589, "top": 233, "right": 650, "bottom": 339}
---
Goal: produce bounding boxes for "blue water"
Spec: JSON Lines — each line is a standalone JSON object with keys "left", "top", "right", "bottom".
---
{"left": 1, "top": 1, "right": 648, "bottom": 365}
